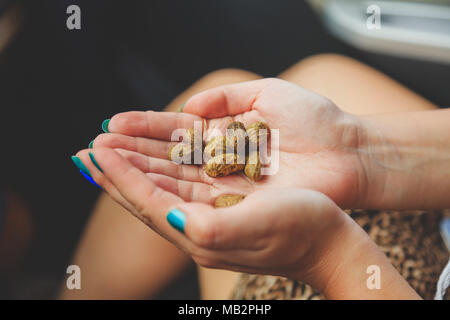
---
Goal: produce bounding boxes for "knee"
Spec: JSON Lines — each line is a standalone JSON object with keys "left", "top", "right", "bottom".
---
{"left": 197, "top": 68, "right": 261, "bottom": 87}
{"left": 164, "top": 68, "right": 261, "bottom": 111}
{"left": 300, "top": 53, "right": 356, "bottom": 67}
{"left": 283, "top": 53, "right": 362, "bottom": 79}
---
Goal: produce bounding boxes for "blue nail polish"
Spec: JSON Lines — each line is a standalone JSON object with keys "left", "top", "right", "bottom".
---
{"left": 89, "top": 152, "right": 103, "bottom": 173}
{"left": 79, "top": 170, "right": 102, "bottom": 189}
{"left": 88, "top": 140, "right": 94, "bottom": 149}
{"left": 71, "top": 156, "right": 92, "bottom": 177}
{"left": 167, "top": 209, "right": 186, "bottom": 233}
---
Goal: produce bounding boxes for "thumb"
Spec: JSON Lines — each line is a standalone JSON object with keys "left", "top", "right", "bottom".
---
{"left": 165, "top": 188, "right": 337, "bottom": 251}
{"left": 183, "top": 79, "right": 267, "bottom": 118}
{"left": 166, "top": 199, "right": 266, "bottom": 251}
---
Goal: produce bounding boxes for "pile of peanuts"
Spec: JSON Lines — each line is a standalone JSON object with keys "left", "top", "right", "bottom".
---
{"left": 169, "top": 121, "right": 270, "bottom": 207}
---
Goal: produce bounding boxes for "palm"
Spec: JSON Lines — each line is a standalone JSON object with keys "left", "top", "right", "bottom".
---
{"left": 97, "top": 79, "right": 363, "bottom": 208}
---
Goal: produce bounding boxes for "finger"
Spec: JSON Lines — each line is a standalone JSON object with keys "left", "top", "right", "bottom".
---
{"left": 114, "top": 149, "right": 208, "bottom": 183}
{"left": 75, "top": 149, "right": 208, "bottom": 256}
{"left": 84, "top": 148, "right": 187, "bottom": 238}
{"left": 173, "top": 189, "right": 321, "bottom": 251}
{"left": 191, "top": 250, "right": 282, "bottom": 274}
{"left": 93, "top": 133, "right": 175, "bottom": 160}
{"left": 145, "top": 173, "right": 219, "bottom": 204}
{"left": 74, "top": 150, "right": 139, "bottom": 216}
{"left": 145, "top": 170, "right": 253, "bottom": 204}
{"left": 108, "top": 111, "right": 203, "bottom": 141}
{"left": 171, "top": 197, "right": 272, "bottom": 251}
{"left": 113, "top": 149, "right": 254, "bottom": 196}
{"left": 183, "top": 79, "right": 269, "bottom": 118}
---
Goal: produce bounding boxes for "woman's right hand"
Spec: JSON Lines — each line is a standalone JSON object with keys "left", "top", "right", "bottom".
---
{"left": 88, "top": 78, "right": 372, "bottom": 209}
{"left": 87, "top": 78, "right": 450, "bottom": 210}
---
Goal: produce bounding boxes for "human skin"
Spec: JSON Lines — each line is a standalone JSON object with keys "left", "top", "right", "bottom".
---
{"left": 67, "top": 55, "right": 442, "bottom": 300}
{"left": 73, "top": 78, "right": 449, "bottom": 298}
{"left": 80, "top": 78, "right": 450, "bottom": 210}
{"left": 59, "top": 193, "right": 193, "bottom": 300}
{"left": 68, "top": 154, "right": 424, "bottom": 299}
{"left": 171, "top": 188, "right": 421, "bottom": 300}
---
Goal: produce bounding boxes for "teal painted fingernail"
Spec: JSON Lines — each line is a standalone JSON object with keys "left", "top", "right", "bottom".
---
{"left": 88, "top": 140, "right": 94, "bottom": 149}
{"left": 178, "top": 103, "right": 185, "bottom": 113}
{"left": 89, "top": 152, "right": 103, "bottom": 173}
{"left": 167, "top": 209, "right": 186, "bottom": 233}
{"left": 71, "top": 156, "right": 92, "bottom": 177}
{"left": 101, "top": 119, "right": 110, "bottom": 133}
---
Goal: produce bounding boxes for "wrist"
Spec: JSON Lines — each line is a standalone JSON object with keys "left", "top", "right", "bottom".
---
{"left": 297, "top": 212, "right": 366, "bottom": 295}
{"left": 355, "top": 112, "right": 447, "bottom": 210}
{"left": 299, "top": 212, "right": 420, "bottom": 299}
{"left": 352, "top": 115, "right": 392, "bottom": 209}
{"left": 352, "top": 114, "right": 425, "bottom": 209}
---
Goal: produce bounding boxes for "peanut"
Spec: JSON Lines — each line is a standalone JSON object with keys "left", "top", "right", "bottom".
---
{"left": 203, "top": 136, "right": 226, "bottom": 160}
{"left": 226, "top": 121, "right": 248, "bottom": 155}
{"left": 183, "top": 128, "right": 195, "bottom": 146}
{"left": 168, "top": 143, "right": 198, "bottom": 164}
{"left": 246, "top": 121, "right": 270, "bottom": 151}
{"left": 169, "top": 122, "right": 270, "bottom": 179}
{"left": 205, "top": 153, "right": 245, "bottom": 177}
{"left": 244, "top": 151, "right": 262, "bottom": 181}
{"left": 214, "top": 194, "right": 246, "bottom": 208}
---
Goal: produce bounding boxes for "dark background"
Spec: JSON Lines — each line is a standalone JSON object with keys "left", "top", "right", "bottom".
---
{"left": 0, "top": 0, "right": 448, "bottom": 299}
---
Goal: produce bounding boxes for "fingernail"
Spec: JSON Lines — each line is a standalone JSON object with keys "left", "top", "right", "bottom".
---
{"left": 79, "top": 170, "right": 102, "bottom": 189}
{"left": 89, "top": 152, "right": 103, "bottom": 173}
{"left": 167, "top": 208, "right": 186, "bottom": 233}
{"left": 88, "top": 140, "right": 94, "bottom": 149}
{"left": 178, "top": 103, "right": 185, "bottom": 113}
{"left": 71, "top": 156, "right": 92, "bottom": 177}
{"left": 101, "top": 119, "right": 110, "bottom": 133}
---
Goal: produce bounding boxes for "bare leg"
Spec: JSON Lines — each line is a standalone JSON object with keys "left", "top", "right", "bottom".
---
{"left": 60, "top": 193, "right": 193, "bottom": 299}
{"left": 165, "top": 69, "right": 261, "bottom": 111}
{"left": 278, "top": 54, "right": 437, "bottom": 114}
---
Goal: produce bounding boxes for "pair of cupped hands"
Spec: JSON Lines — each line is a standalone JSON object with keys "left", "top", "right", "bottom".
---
{"left": 74, "top": 79, "right": 377, "bottom": 293}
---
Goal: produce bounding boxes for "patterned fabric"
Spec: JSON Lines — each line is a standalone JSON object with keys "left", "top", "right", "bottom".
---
{"left": 231, "top": 209, "right": 450, "bottom": 300}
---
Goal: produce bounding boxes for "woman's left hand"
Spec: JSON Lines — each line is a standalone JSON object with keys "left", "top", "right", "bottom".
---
{"left": 74, "top": 145, "right": 359, "bottom": 289}
{"left": 73, "top": 148, "right": 420, "bottom": 298}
